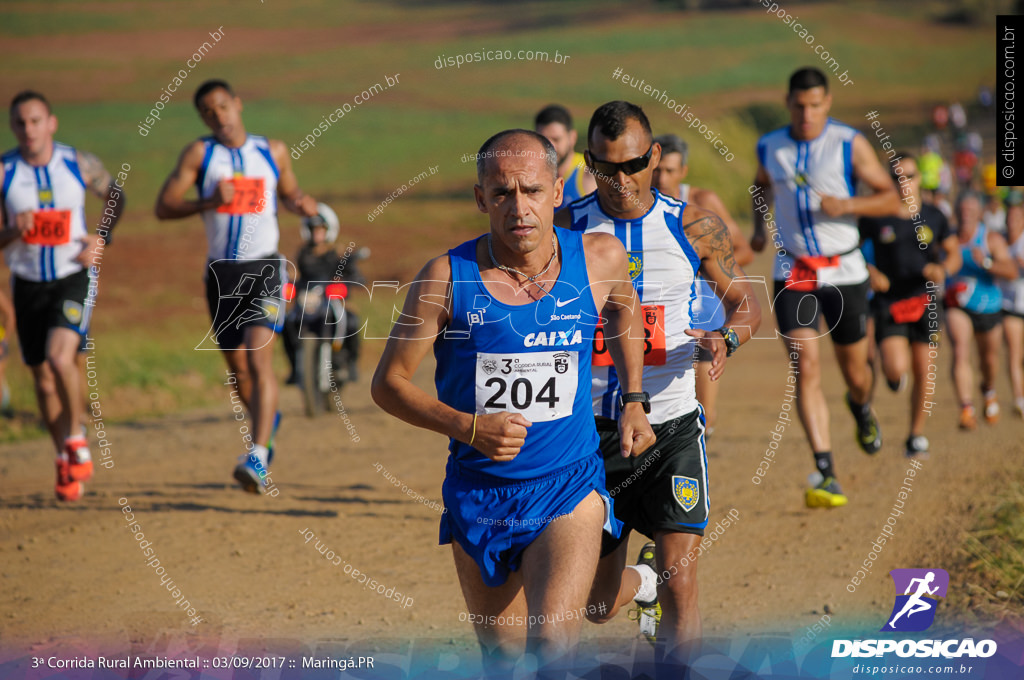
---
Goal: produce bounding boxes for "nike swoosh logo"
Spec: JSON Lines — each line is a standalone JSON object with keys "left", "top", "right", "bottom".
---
{"left": 555, "top": 297, "right": 579, "bottom": 307}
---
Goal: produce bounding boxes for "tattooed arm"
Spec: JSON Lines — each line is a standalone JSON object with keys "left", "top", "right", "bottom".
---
{"left": 683, "top": 205, "right": 762, "bottom": 379}
{"left": 78, "top": 150, "right": 125, "bottom": 240}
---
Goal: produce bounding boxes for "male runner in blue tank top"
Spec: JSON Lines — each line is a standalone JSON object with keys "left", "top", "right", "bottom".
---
{"left": 155, "top": 80, "right": 320, "bottom": 493}
{"left": 555, "top": 101, "right": 761, "bottom": 674}
{"left": 372, "top": 129, "right": 655, "bottom": 677}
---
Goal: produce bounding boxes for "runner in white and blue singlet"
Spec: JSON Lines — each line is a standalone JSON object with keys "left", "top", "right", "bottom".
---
{"left": 1, "top": 90, "right": 125, "bottom": 501}
{"left": 372, "top": 129, "right": 653, "bottom": 676}
{"left": 555, "top": 102, "right": 761, "bottom": 672}
{"left": 155, "top": 79, "right": 320, "bottom": 495}
{"left": 751, "top": 67, "right": 902, "bottom": 509}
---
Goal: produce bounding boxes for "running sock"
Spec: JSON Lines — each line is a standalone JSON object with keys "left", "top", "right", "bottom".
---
{"left": 813, "top": 451, "right": 835, "bottom": 480}
{"left": 64, "top": 436, "right": 90, "bottom": 461}
{"left": 983, "top": 387, "right": 997, "bottom": 401}
{"left": 628, "top": 563, "right": 658, "bottom": 604}
{"left": 249, "top": 443, "right": 270, "bottom": 466}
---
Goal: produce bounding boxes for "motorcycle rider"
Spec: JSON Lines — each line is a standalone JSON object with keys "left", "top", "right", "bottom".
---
{"left": 283, "top": 203, "right": 364, "bottom": 384}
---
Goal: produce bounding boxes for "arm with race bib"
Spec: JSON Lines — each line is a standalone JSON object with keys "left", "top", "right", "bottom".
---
{"left": 371, "top": 241, "right": 656, "bottom": 462}
{"left": 154, "top": 140, "right": 229, "bottom": 219}
{"left": 0, "top": 190, "right": 33, "bottom": 249}
{"left": 371, "top": 256, "right": 532, "bottom": 463}
{"left": 155, "top": 139, "right": 318, "bottom": 221}
{"left": 684, "top": 205, "right": 762, "bottom": 380}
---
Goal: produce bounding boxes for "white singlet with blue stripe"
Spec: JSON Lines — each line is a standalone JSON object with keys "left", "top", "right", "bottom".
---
{"left": 196, "top": 134, "right": 280, "bottom": 261}
{"left": 757, "top": 118, "right": 869, "bottom": 286}
{"left": 2, "top": 143, "right": 88, "bottom": 282}
{"left": 568, "top": 189, "right": 700, "bottom": 424}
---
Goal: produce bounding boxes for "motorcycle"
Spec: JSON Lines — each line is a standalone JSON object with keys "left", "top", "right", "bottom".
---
{"left": 284, "top": 257, "right": 366, "bottom": 418}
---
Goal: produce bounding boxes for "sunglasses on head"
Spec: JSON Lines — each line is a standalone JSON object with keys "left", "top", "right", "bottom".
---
{"left": 587, "top": 145, "right": 653, "bottom": 176}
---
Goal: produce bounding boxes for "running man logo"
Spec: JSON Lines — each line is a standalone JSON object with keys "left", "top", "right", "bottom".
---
{"left": 628, "top": 252, "right": 643, "bottom": 280}
{"left": 881, "top": 568, "right": 949, "bottom": 632}
{"left": 672, "top": 475, "right": 699, "bottom": 512}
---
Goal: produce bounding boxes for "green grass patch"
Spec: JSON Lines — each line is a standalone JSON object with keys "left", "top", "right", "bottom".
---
{"left": 947, "top": 481, "right": 1024, "bottom": 629}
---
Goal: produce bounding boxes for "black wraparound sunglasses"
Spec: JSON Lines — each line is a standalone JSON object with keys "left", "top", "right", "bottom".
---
{"left": 587, "top": 145, "right": 654, "bottom": 176}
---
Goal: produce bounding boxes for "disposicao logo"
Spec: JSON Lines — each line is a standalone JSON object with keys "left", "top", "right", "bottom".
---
{"left": 882, "top": 568, "right": 948, "bottom": 632}
{"left": 831, "top": 567, "right": 998, "bottom": 659}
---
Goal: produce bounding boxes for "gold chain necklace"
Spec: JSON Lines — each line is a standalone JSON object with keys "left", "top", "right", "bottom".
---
{"left": 486, "top": 233, "right": 558, "bottom": 296}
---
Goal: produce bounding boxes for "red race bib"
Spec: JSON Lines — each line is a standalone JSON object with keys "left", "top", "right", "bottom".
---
{"left": 889, "top": 294, "right": 930, "bottom": 324}
{"left": 785, "top": 255, "right": 840, "bottom": 292}
{"left": 216, "top": 177, "right": 266, "bottom": 215}
{"left": 593, "top": 305, "right": 666, "bottom": 367}
{"left": 24, "top": 210, "right": 72, "bottom": 246}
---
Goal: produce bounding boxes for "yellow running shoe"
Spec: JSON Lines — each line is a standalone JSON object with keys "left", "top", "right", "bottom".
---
{"left": 805, "top": 476, "right": 848, "bottom": 508}
{"left": 627, "top": 601, "right": 661, "bottom": 644}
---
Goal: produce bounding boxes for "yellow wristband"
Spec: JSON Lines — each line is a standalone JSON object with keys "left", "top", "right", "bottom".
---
{"left": 468, "top": 413, "right": 478, "bottom": 446}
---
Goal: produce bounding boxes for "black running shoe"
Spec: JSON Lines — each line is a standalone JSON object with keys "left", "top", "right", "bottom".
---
{"left": 846, "top": 392, "right": 882, "bottom": 455}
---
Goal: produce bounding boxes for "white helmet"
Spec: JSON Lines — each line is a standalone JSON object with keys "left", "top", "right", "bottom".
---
{"left": 301, "top": 202, "right": 339, "bottom": 243}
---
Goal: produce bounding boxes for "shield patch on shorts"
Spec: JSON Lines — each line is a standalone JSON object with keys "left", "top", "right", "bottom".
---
{"left": 260, "top": 298, "right": 282, "bottom": 323}
{"left": 673, "top": 475, "right": 699, "bottom": 512}
{"left": 62, "top": 300, "right": 83, "bottom": 325}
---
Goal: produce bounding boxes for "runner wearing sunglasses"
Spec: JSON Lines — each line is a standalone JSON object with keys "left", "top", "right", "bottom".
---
{"left": 155, "top": 78, "right": 320, "bottom": 493}
{"left": 750, "top": 67, "right": 902, "bottom": 508}
{"left": 555, "top": 100, "right": 761, "bottom": 672}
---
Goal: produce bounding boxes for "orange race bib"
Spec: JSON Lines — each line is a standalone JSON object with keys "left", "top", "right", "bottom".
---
{"left": 23, "top": 209, "right": 72, "bottom": 246}
{"left": 592, "top": 304, "right": 666, "bottom": 367}
{"left": 889, "top": 294, "right": 930, "bottom": 324}
{"left": 784, "top": 255, "right": 840, "bottom": 292}
{"left": 216, "top": 177, "right": 266, "bottom": 215}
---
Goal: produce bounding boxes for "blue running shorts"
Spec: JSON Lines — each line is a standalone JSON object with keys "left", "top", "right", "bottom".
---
{"left": 440, "top": 453, "right": 622, "bottom": 587}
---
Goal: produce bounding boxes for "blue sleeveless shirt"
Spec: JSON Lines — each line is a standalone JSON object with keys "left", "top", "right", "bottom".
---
{"left": 951, "top": 224, "right": 1003, "bottom": 314}
{"left": 434, "top": 229, "right": 601, "bottom": 480}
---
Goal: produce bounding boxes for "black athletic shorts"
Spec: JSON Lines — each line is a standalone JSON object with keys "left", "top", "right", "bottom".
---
{"left": 598, "top": 408, "right": 709, "bottom": 557}
{"left": 874, "top": 291, "right": 942, "bottom": 345}
{"left": 945, "top": 304, "right": 1004, "bottom": 333}
{"left": 204, "top": 255, "right": 286, "bottom": 351}
{"left": 12, "top": 268, "right": 90, "bottom": 366}
{"left": 773, "top": 279, "right": 870, "bottom": 346}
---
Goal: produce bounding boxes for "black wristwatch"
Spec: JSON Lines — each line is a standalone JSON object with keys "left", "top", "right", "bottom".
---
{"left": 716, "top": 327, "right": 740, "bottom": 357}
{"left": 618, "top": 391, "right": 651, "bottom": 414}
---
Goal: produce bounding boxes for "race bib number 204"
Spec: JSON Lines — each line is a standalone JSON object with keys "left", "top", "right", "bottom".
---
{"left": 475, "top": 351, "right": 577, "bottom": 422}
